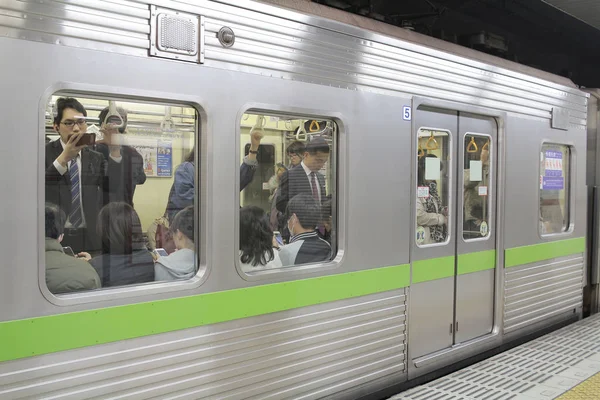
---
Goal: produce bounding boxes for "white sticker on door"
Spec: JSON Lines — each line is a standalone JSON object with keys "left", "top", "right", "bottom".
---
{"left": 478, "top": 186, "right": 488, "bottom": 196}
{"left": 425, "top": 157, "right": 441, "bottom": 180}
{"left": 417, "top": 186, "right": 430, "bottom": 198}
{"left": 469, "top": 160, "right": 483, "bottom": 182}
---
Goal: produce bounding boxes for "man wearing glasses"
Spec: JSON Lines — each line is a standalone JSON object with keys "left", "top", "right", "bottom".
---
{"left": 45, "top": 97, "right": 107, "bottom": 254}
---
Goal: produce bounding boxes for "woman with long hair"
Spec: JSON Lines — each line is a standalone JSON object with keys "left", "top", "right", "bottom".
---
{"left": 240, "top": 206, "right": 282, "bottom": 272}
{"left": 88, "top": 202, "right": 155, "bottom": 287}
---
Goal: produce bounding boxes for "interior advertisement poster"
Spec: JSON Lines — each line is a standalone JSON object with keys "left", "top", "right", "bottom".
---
{"left": 542, "top": 150, "right": 564, "bottom": 190}
{"left": 131, "top": 139, "right": 173, "bottom": 178}
{"left": 156, "top": 140, "right": 173, "bottom": 177}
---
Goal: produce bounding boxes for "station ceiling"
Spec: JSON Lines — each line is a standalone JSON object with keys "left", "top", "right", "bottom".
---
{"left": 311, "top": 0, "right": 600, "bottom": 88}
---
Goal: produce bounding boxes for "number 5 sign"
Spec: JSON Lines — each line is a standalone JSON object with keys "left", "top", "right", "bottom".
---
{"left": 403, "top": 106, "right": 412, "bottom": 121}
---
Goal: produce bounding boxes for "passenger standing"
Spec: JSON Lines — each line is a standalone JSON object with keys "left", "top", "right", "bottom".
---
{"left": 416, "top": 154, "right": 447, "bottom": 244}
{"left": 165, "top": 128, "right": 264, "bottom": 222}
{"left": 45, "top": 97, "right": 107, "bottom": 253}
{"left": 270, "top": 141, "right": 305, "bottom": 232}
{"left": 240, "top": 206, "right": 283, "bottom": 272}
{"left": 279, "top": 194, "right": 331, "bottom": 266}
{"left": 276, "top": 137, "right": 329, "bottom": 213}
{"left": 154, "top": 206, "right": 197, "bottom": 281}
{"left": 95, "top": 106, "right": 146, "bottom": 206}
{"left": 44, "top": 203, "right": 101, "bottom": 294}
{"left": 88, "top": 202, "right": 155, "bottom": 287}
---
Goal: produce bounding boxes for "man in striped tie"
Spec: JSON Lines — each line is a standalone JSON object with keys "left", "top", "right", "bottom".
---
{"left": 45, "top": 98, "right": 107, "bottom": 254}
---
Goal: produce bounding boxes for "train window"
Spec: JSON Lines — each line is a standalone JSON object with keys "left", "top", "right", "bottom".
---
{"left": 463, "top": 134, "right": 492, "bottom": 240}
{"left": 44, "top": 94, "right": 200, "bottom": 295}
{"left": 416, "top": 128, "right": 450, "bottom": 247}
{"left": 239, "top": 113, "right": 337, "bottom": 271}
{"left": 539, "top": 143, "right": 571, "bottom": 235}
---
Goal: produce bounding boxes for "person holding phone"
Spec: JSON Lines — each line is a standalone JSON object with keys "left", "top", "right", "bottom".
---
{"left": 45, "top": 97, "right": 108, "bottom": 253}
{"left": 44, "top": 203, "right": 101, "bottom": 294}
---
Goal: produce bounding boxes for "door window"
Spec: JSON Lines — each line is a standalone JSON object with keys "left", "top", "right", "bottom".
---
{"left": 463, "top": 134, "right": 492, "bottom": 240}
{"left": 416, "top": 128, "right": 450, "bottom": 247}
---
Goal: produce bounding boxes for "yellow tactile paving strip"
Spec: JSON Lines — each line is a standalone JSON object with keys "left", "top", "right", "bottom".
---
{"left": 557, "top": 371, "right": 600, "bottom": 399}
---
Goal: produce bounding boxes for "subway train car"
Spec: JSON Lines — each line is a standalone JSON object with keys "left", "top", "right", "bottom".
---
{"left": 0, "top": 0, "right": 596, "bottom": 398}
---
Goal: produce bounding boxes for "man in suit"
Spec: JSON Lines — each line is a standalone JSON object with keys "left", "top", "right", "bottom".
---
{"left": 45, "top": 97, "right": 107, "bottom": 253}
{"left": 95, "top": 106, "right": 146, "bottom": 206}
{"left": 276, "top": 136, "right": 330, "bottom": 213}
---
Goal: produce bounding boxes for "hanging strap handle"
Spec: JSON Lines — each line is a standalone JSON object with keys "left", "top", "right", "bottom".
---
{"left": 426, "top": 132, "right": 438, "bottom": 150}
{"left": 466, "top": 137, "right": 478, "bottom": 153}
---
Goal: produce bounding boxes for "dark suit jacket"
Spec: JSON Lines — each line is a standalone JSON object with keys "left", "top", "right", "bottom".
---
{"left": 95, "top": 144, "right": 146, "bottom": 206}
{"left": 276, "top": 165, "right": 326, "bottom": 213}
{"left": 45, "top": 140, "right": 107, "bottom": 249}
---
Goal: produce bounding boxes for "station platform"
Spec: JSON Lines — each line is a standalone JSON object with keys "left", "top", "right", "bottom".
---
{"left": 390, "top": 313, "right": 600, "bottom": 400}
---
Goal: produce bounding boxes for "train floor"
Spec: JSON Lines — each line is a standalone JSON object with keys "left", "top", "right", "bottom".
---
{"left": 389, "top": 313, "right": 600, "bottom": 400}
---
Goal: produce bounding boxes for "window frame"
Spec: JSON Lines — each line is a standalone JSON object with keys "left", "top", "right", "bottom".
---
{"left": 538, "top": 141, "right": 574, "bottom": 238}
{"left": 39, "top": 86, "right": 208, "bottom": 307}
{"left": 235, "top": 106, "right": 345, "bottom": 281}
{"left": 415, "top": 126, "right": 452, "bottom": 249}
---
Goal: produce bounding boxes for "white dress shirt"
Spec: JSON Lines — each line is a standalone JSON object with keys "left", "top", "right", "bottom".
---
{"left": 301, "top": 161, "right": 321, "bottom": 201}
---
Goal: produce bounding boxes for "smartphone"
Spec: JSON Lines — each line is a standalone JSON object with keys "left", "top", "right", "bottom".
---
{"left": 76, "top": 133, "right": 96, "bottom": 146}
{"left": 62, "top": 246, "right": 75, "bottom": 257}
{"left": 153, "top": 248, "right": 168, "bottom": 257}
{"left": 273, "top": 231, "right": 284, "bottom": 247}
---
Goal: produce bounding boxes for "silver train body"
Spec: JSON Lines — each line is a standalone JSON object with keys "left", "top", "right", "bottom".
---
{"left": 1, "top": 0, "right": 598, "bottom": 398}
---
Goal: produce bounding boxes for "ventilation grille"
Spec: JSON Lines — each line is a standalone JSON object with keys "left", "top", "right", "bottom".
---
{"left": 158, "top": 13, "right": 197, "bottom": 54}
{"left": 150, "top": 6, "right": 203, "bottom": 63}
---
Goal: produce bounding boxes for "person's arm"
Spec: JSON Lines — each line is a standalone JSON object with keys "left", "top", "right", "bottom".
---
{"left": 416, "top": 198, "right": 446, "bottom": 226}
{"left": 239, "top": 127, "right": 263, "bottom": 191}
{"left": 240, "top": 160, "right": 256, "bottom": 192}
{"left": 174, "top": 163, "right": 195, "bottom": 203}
{"left": 130, "top": 147, "right": 147, "bottom": 185}
{"left": 276, "top": 170, "right": 290, "bottom": 212}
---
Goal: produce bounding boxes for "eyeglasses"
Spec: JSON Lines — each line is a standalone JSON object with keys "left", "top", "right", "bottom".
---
{"left": 288, "top": 153, "right": 301, "bottom": 158}
{"left": 60, "top": 119, "right": 87, "bottom": 129}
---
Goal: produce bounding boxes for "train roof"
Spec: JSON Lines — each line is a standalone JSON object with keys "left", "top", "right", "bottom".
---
{"left": 258, "top": 0, "right": 578, "bottom": 89}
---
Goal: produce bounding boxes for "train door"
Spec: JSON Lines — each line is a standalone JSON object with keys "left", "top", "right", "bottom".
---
{"left": 409, "top": 106, "right": 497, "bottom": 372}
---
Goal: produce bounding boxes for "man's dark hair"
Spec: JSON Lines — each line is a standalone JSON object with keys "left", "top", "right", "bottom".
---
{"left": 286, "top": 193, "right": 321, "bottom": 230}
{"left": 185, "top": 147, "right": 195, "bottom": 163}
{"left": 45, "top": 203, "right": 66, "bottom": 239}
{"left": 98, "top": 106, "right": 128, "bottom": 133}
{"left": 53, "top": 97, "right": 87, "bottom": 125}
{"left": 286, "top": 141, "right": 305, "bottom": 156}
{"left": 305, "top": 137, "right": 330, "bottom": 155}
{"left": 97, "top": 202, "right": 145, "bottom": 255}
{"left": 239, "top": 206, "right": 275, "bottom": 267}
{"left": 171, "top": 206, "right": 195, "bottom": 243}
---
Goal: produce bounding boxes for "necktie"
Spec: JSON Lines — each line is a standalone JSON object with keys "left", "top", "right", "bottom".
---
{"left": 310, "top": 172, "right": 319, "bottom": 201}
{"left": 69, "top": 156, "right": 83, "bottom": 228}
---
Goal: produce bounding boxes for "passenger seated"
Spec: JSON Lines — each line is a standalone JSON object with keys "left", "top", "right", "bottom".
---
{"left": 154, "top": 206, "right": 197, "bottom": 281}
{"left": 279, "top": 193, "right": 332, "bottom": 266}
{"left": 416, "top": 154, "right": 447, "bottom": 244}
{"left": 240, "top": 206, "right": 283, "bottom": 272}
{"left": 44, "top": 203, "right": 101, "bottom": 294}
{"left": 89, "top": 202, "right": 155, "bottom": 287}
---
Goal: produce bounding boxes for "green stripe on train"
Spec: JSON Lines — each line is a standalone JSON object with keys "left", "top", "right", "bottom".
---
{"left": 504, "top": 237, "right": 585, "bottom": 268}
{"left": 412, "top": 250, "right": 496, "bottom": 283}
{"left": 458, "top": 250, "right": 496, "bottom": 275}
{"left": 0, "top": 264, "right": 410, "bottom": 363}
{"left": 412, "top": 256, "right": 455, "bottom": 283}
